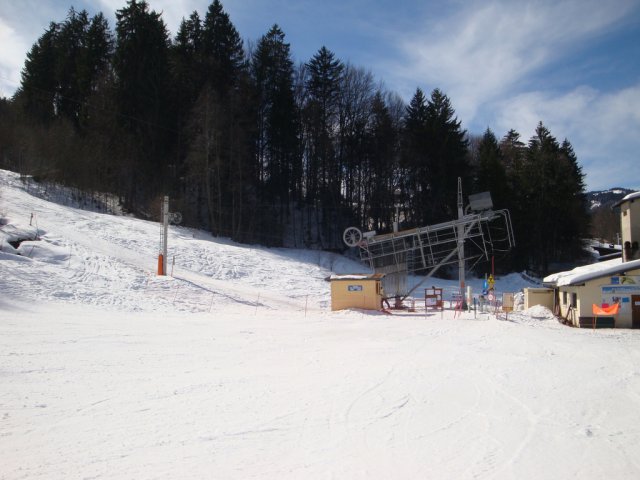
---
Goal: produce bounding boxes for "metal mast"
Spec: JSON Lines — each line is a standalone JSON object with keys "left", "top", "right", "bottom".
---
{"left": 457, "top": 178, "right": 466, "bottom": 306}
{"left": 159, "top": 195, "right": 169, "bottom": 275}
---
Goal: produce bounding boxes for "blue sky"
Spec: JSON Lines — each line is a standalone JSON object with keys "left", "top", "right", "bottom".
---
{"left": 1, "top": 0, "right": 639, "bottom": 191}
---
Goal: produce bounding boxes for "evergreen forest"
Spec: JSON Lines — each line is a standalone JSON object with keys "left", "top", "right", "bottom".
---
{"left": 0, "top": 0, "right": 591, "bottom": 276}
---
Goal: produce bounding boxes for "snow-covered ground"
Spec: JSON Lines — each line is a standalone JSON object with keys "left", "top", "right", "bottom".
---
{"left": 2, "top": 169, "right": 640, "bottom": 479}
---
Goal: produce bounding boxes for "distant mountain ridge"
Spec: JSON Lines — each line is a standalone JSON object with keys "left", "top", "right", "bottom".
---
{"left": 586, "top": 188, "right": 635, "bottom": 211}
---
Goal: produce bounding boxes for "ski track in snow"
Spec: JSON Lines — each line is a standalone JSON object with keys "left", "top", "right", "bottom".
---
{"left": 3, "top": 169, "right": 640, "bottom": 479}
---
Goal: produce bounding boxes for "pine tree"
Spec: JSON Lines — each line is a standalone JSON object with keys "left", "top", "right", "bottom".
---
{"left": 202, "top": 0, "right": 245, "bottom": 94}
{"left": 113, "top": 0, "right": 172, "bottom": 206}
{"left": 424, "top": 88, "right": 469, "bottom": 222}
{"left": 516, "top": 122, "right": 588, "bottom": 274}
{"left": 82, "top": 13, "right": 113, "bottom": 104}
{"left": 558, "top": 138, "right": 590, "bottom": 259}
{"left": 500, "top": 128, "right": 525, "bottom": 176}
{"left": 400, "top": 87, "right": 429, "bottom": 225}
{"left": 55, "top": 9, "right": 113, "bottom": 130}
{"left": 181, "top": 2, "right": 253, "bottom": 242}
{"left": 301, "top": 47, "right": 345, "bottom": 247}
{"left": 52, "top": 8, "right": 89, "bottom": 127}
{"left": 172, "top": 11, "right": 204, "bottom": 111}
{"left": 476, "top": 128, "right": 509, "bottom": 209}
{"left": 304, "top": 46, "right": 344, "bottom": 206}
{"left": 18, "top": 23, "right": 59, "bottom": 123}
{"left": 251, "top": 25, "right": 299, "bottom": 244}
{"left": 399, "top": 88, "right": 468, "bottom": 226}
{"left": 365, "top": 91, "right": 398, "bottom": 231}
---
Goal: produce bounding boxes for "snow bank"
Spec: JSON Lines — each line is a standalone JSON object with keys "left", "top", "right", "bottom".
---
{"left": 522, "top": 304, "right": 556, "bottom": 320}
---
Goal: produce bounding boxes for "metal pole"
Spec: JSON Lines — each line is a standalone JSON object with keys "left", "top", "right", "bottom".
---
{"left": 402, "top": 219, "right": 478, "bottom": 299}
{"left": 457, "top": 178, "right": 466, "bottom": 309}
{"left": 162, "top": 195, "right": 169, "bottom": 276}
{"left": 393, "top": 188, "right": 401, "bottom": 233}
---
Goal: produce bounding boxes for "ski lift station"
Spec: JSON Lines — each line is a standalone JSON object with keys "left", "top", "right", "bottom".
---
{"left": 543, "top": 191, "right": 640, "bottom": 328}
{"left": 341, "top": 181, "right": 515, "bottom": 311}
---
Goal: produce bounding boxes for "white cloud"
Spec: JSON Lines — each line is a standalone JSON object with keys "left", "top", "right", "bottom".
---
{"left": 390, "top": 0, "right": 637, "bottom": 123}
{"left": 0, "top": 1, "right": 71, "bottom": 98}
{"left": 0, "top": 19, "right": 28, "bottom": 98}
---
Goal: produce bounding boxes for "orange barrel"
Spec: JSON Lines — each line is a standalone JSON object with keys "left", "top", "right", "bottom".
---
{"left": 157, "top": 253, "right": 164, "bottom": 275}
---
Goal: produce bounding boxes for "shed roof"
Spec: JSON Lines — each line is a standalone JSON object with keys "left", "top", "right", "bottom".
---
{"left": 329, "top": 273, "right": 385, "bottom": 281}
{"left": 543, "top": 258, "right": 640, "bottom": 287}
{"left": 612, "top": 191, "right": 640, "bottom": 209}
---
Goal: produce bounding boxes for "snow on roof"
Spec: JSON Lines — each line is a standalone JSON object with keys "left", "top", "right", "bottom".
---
{"left": 329, "top": 273, "right": 383, "bottom": 281}
{"left": 612, "top": 191, "right": 640, "bottom": 208}
{"left": 543, "top": 258, "right": 640, "bottom": 287}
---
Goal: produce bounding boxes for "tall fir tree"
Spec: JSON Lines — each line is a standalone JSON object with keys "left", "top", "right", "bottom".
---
{"left": 424, "top": 88, "right": 469, "bottom": 223}
{"left": 182, "top": 1, "right": 253, "bottom": 242}
{"left": 53, "top": 8, "right": 90, "bottom": 127}
{"left": 304, "top": 46, "right": 344, "bottom": 205}
{"left": 517, "top": 122, "right": 588, "bottom": 274}
{"left": 302, "top": 46, "right": 345, "bottom": 247}
{"left": 18, "top": 23, "right": 59, "bottom": 123}
{"left": 113, "top": 0, "right": 172, "bottom": 206}
{"left": 558, "top": 138, "right": 590, "bottom": 260}
{"left": 202, "top": 0, "right": 245, "bottom": 94}
{"left": 251, "top": 24, "right": 299, "bottom": 245}
{"left": 476, "top": 128, "right": 509, "bottom": 209}
{"left": 172, "top": 11, "right": 204, "bottom": 114}
{"left": 365, "top": 91, "right": 398, "bottom": 232}
{"left": 82, "top": 13, "right": 113, "bottom": 103}
{"left": 400, "top": 87, "right": 429, "bottom": 225}
{"left": 55, "top": 9, "right": 113, "bottom": 130}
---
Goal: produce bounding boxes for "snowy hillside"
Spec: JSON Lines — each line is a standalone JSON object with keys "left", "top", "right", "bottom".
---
{"left": 2, "top": 169, "right": 640, "bottom": 479}
{"left": 586, "top": 187, "right": 634, "bottom": 211}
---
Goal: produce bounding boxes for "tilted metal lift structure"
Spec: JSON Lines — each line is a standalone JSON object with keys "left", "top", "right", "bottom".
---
{"left": 343, "top": 191, "right": 515, "bottom": 306}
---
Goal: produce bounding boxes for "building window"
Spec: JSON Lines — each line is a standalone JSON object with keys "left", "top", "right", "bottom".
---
{"left": 570, "top": 293, "right": 577, "bottom": 308}
{"left": 562, "top": 291, "right": 567, "bottom": 305}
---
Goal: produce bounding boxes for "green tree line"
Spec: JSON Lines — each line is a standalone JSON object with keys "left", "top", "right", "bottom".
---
{"left": 0, "top": 0, "right": 589, "bottom": 275}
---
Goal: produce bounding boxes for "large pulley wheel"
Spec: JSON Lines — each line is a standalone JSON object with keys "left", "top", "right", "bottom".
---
{"left": 343, "top": 227, "right": 363, "bottom": 247}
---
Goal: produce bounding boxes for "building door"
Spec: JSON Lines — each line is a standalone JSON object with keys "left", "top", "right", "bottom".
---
{"left": 633, "top": 295, "right": 640, "bottom": 329}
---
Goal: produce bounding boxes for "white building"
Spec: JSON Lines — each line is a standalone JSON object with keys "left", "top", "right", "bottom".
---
{"left": 543, "top": 191, "right": 640, "bottom": 328}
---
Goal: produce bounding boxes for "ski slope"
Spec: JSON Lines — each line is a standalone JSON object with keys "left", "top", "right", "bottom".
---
{"left": 2, "top": 169, "right": 640, "bottom": 479}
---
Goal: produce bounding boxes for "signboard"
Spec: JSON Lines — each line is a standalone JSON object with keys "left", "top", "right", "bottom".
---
{"left": 348, "top": 285, "right": 363, "bottom": 292}
{"left": 602, "top": 285, "right": 640, "bottom": 294}
{"left": 502, "top": 293, "right": 514, "bottom": 312}
{"left": 602, "top": 278, "right": 640, "bottom": 317}
{"left": 425, "top": 287, "right": 443, "bottom": 310}
{"left": 611, "top": 276, "right": 637, "bottom": 285}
